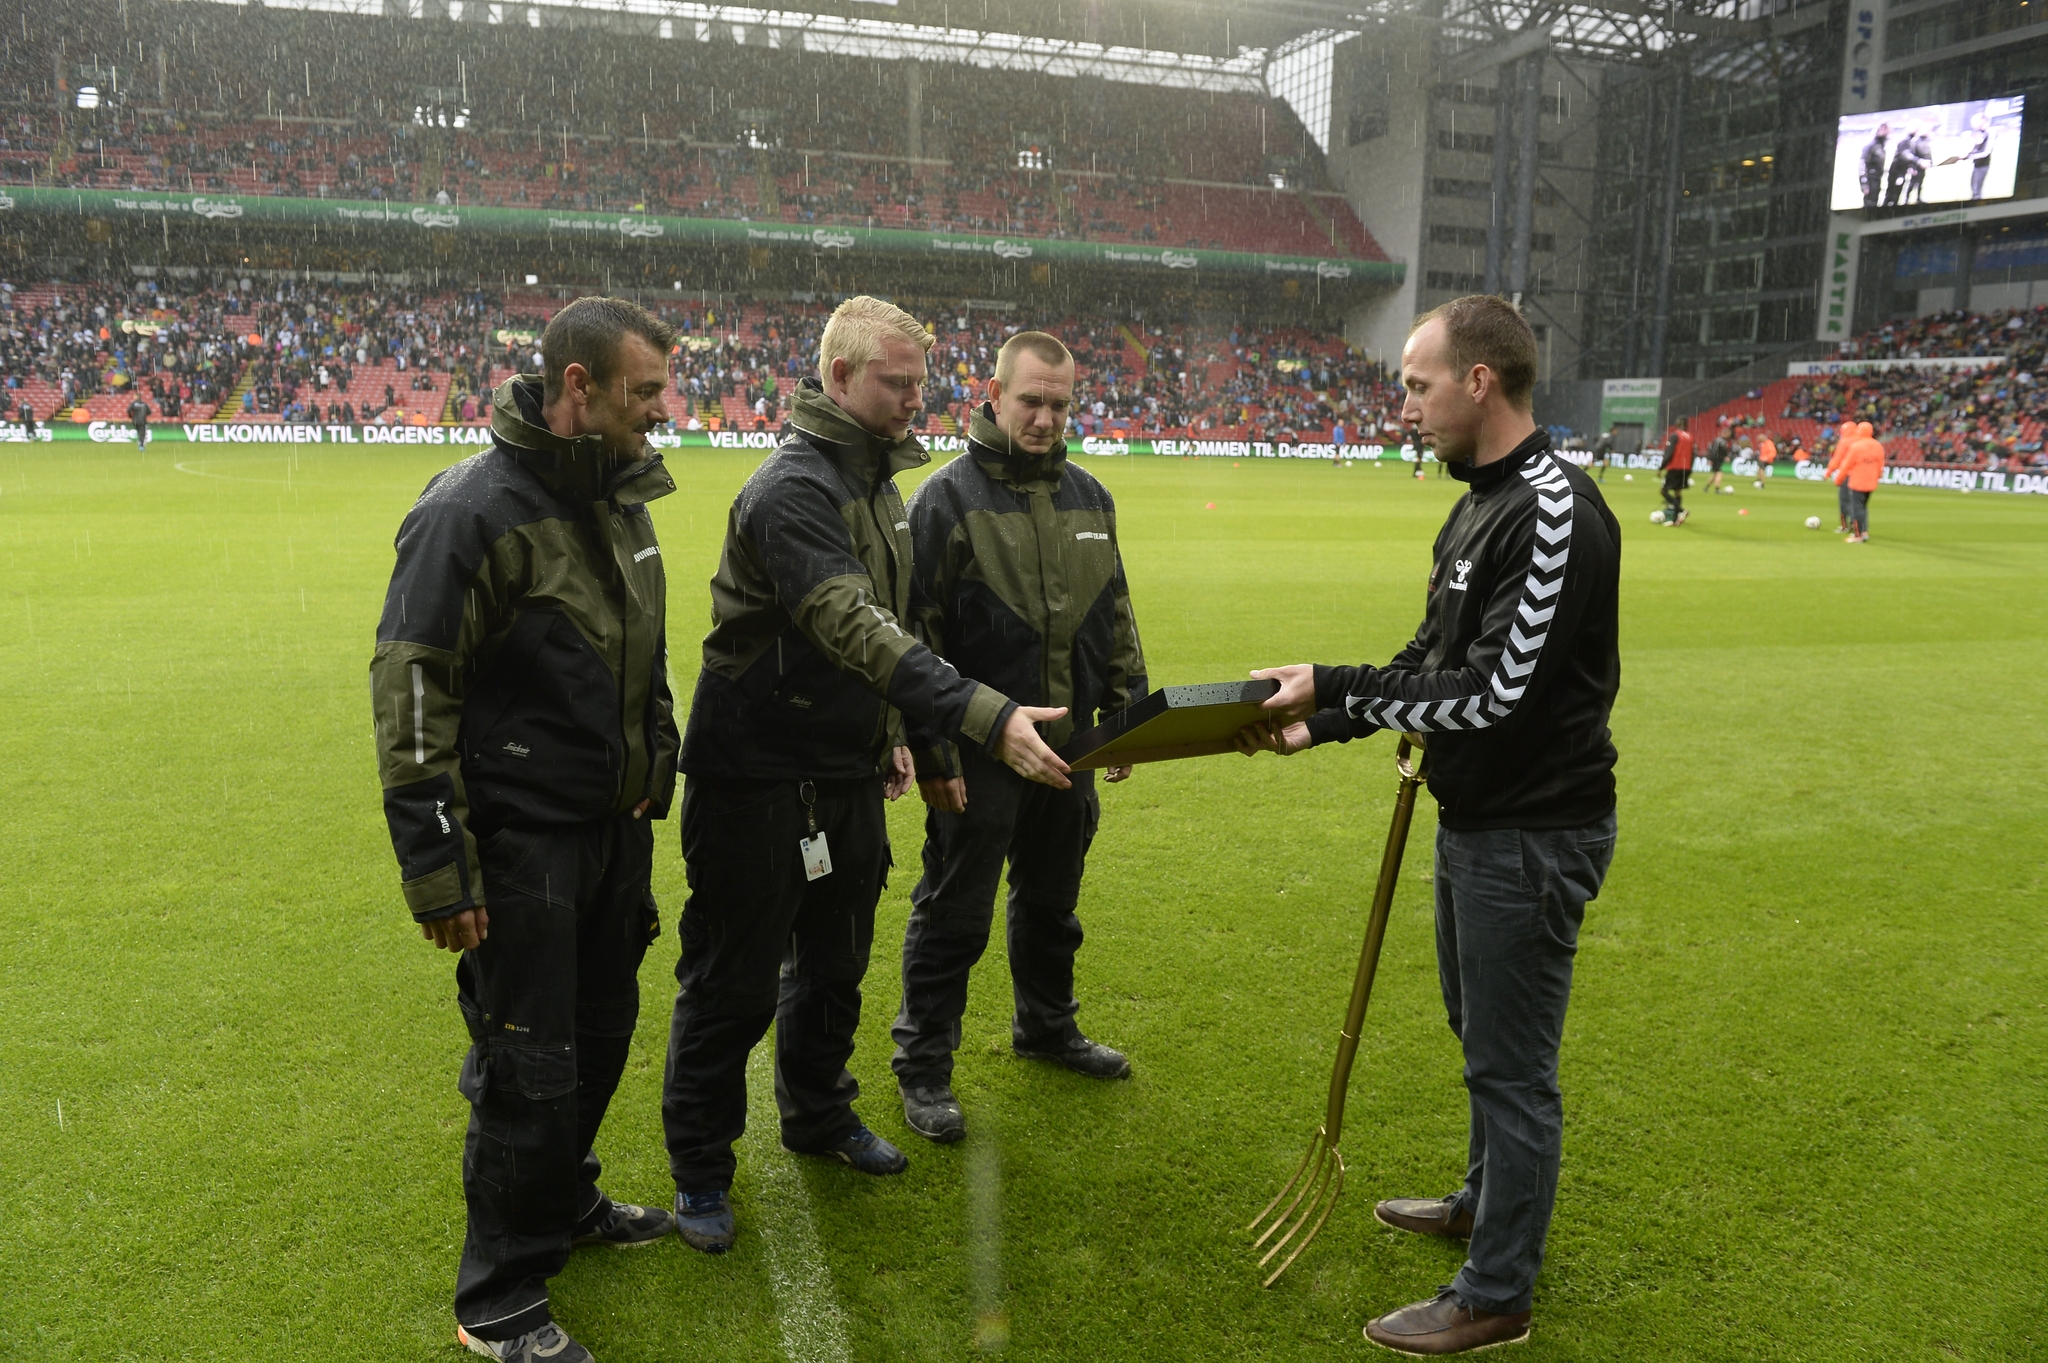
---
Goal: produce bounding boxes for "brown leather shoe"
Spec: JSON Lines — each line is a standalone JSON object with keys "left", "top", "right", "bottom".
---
{"left": 1374, "top": 1196, "right": 1474, "bottom": 1239}
{"left": 1364, "top": 1287, "right": 1531, "bottom": 1356}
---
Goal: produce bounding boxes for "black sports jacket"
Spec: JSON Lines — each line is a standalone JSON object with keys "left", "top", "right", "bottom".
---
{"left": 902, "top": 405, "right": 1147, "bottom": 777}
{"left": 1304, "top": 429, "right": 1620, "bottom": 830}
{"left": 679, "top": 379, "right": 1017, "bottom": 782}
{"left": 371, "top": 377, "right": 680, "bottom": 921}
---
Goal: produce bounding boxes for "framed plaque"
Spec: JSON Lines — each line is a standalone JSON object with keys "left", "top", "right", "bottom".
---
{"left": 1056, "top": 679, "right": 1281, "bottom": 770}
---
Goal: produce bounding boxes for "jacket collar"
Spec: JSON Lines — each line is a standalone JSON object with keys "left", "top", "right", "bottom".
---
{"left": 966, "top": 401, "right": 1067, "bottom": 484}
{"left": 490, "top": 374, "right": 672, "bottom": 506}
{"left": 1449, "top": 427, "right": 1551, "bottom": 492}
{"left": 786, "top": 376, "right": 929, "bottom": 486}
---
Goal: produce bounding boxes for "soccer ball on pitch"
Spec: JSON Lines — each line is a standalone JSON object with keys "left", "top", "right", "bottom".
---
{"left": 1650, "top": 510, "right": 1667, "bottom": 524}
{"left": 1805, "top": 516, "right": 1822, "bottom": 529}
{"left": 1624, "top": 473, "right": 1634, "bottom": 481}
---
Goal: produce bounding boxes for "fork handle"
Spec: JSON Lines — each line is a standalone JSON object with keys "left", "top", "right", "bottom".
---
{"left": 1320, "top": 735, "right": 1428, "bottom": 1147}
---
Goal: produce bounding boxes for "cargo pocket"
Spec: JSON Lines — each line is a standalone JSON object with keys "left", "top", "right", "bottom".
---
{"left": 460, "top": 1042, "right": 576, "bottom": 1204}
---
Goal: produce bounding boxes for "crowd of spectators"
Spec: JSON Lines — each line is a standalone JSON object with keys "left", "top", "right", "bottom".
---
{"left": 0, "top": 277, "right": 1387, "bottom": 444}
{"left": 0, "top": 0, "right": 1377, "bottom": 261}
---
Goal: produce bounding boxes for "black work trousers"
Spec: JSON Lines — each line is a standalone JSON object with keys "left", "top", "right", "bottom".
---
{"left": 891, "top": 749, "right": 1097, "bottom": 1088}
{"left": 452, "top": 814, "right": 659, "bottom": 1343}
{"left": 661, "top": 775, "right": 889, "bottom": 1192}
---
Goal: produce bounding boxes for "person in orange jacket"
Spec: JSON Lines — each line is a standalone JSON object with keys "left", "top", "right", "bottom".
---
{"left": 1835, "top": 424, "right": 1885, "bottom": 541}
{"left": 1823, "top": 423, "right": 1863, "bottom": 531}
{"left": 1754, "top": 432, "right": 1777, "bottom": 488}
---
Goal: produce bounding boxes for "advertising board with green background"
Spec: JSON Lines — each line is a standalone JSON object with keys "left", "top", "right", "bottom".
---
{"left": 0, "top": 185, "right": 1403, "bottom": 285}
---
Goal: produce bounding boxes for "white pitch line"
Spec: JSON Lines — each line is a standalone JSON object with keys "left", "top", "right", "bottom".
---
{"left": 743, "top": 1047, "right": 853, "bottom": 1363}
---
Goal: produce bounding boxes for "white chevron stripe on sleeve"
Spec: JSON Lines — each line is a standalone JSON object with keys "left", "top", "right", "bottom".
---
{"left": 1336, "top": 451, "right": 1576, "bottom": 734}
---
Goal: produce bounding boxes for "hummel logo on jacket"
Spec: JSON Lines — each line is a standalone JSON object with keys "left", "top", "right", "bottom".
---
{"left": 1303, "top": 429, "right": 1620, "bottom": 830}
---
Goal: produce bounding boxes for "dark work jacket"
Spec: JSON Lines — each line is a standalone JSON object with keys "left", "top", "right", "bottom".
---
{"left": 680, "top": 378, "right": 1017, "bottom": 783}
{"left": 903, "top": 405, "right": 1147, "bottom": 777}
{"left": 370, "top": 376, "right": 680, "bottom": 920}
{"left": 1305, "top": 429, "right": 1620, "bottom": 831}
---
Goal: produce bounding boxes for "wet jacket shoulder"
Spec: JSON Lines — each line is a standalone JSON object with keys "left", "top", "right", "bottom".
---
{"left": 369, "top": 375, "right": 679, "bottom": 921}
{"left": 680, "top": 378, "right": 1016, "bottom": 782}
{"left": 903, "top": 405, "right": 1148, "bottom": 778}
{"left": 1303, "top": 431, "right": 1620, "bottom": 831}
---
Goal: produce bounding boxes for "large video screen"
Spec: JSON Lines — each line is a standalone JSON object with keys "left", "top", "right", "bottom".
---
{"left": 1831, "top": 96, "right": 2025, "bottom": 212}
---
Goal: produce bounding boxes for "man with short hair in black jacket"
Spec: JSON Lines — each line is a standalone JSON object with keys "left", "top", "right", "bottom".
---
{"left": 891, "top": 330, "right": 1149, "bottom": 1146}
{"left": 663, "top": 296, "right": 1072, "bottom": 1254}
{"left": 1242, "top": 295, "right": 1620, "bottom": 1357}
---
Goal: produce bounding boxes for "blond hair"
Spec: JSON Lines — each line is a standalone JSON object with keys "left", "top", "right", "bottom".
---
{"left": 819, "top": 295, "right": 933, "bottom": 381}
{"left": 994, "top": 330, "right": 1074, "bottom": 386}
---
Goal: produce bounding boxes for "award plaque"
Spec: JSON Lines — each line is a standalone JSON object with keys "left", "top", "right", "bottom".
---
{"left": 1056, "top": 679, "right": 1282, "bottom": 769}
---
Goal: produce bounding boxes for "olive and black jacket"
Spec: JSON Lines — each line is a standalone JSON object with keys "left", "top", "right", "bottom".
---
{"left": 371, "top": 375, "right": 680, "bottom": 921}
{"left": 679, "top": 378, "right": 1016, "bottom": 782}
{"left": 903, "top": 405, "right": 1147, "bottom": 778}
{"left": 1304, "top": 430, "right": 1620, "bottom": 831}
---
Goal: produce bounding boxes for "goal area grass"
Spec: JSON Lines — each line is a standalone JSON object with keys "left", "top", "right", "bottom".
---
{"left": 1, "top": 441, "right": 2042, "bottom": 1361}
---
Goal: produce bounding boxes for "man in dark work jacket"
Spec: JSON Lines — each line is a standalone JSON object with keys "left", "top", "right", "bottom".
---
{"left": 1242, "top": 295, "right": 1620, "bottom": 1357}
{"left": 892, "top": 330, "right": 1149, "bottom": 1146}
{"left": 663, "top": 296, "right": 1072, "bottom": 1256}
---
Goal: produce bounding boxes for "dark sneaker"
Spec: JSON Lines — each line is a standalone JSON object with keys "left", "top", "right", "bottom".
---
{"left": 900, "top": 1084, "right": 966, "bottom": 1144}
{"left": 456, "top": 1321, "right": 594, "bottom": 1362}
{"left": 572, "top": 1196, "right": 674, "bottom": 1249}
{"left": 785, "top": 1123, "right": 909, "bottom": 1176}
{"left": 674, "top": 1189, "right": 735, "bottom": 1255}
{"left": 1364, "top": 1287, "right": 1531, "bottom": 1356}
{"left": 1374, "top": 1196, "right": 1473, "bottom": 1239}
{"left": 1014, "top": 1034, "right": 1131, "bottom": 1079}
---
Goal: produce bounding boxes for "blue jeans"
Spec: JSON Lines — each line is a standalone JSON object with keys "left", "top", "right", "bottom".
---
{"left": 1434, "top": 815, "right": 1616, "bottom": 1314}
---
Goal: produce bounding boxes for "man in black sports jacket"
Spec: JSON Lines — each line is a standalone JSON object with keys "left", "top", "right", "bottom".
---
{"left": 1241, "top": 295, "right": 1620, "bottom": 1356}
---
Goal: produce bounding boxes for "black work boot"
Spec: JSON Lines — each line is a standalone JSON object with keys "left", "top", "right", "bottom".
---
{"left": 900, "top": 1084, "right": 966, "bottom": 1144}
{"left": 1013, "top": 1034, "right": 1131, "bottom": 1079}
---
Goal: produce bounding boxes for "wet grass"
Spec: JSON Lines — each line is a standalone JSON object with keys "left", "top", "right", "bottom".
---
{"left": 1, "top": 441, "right": 2043, "bottom": 1361}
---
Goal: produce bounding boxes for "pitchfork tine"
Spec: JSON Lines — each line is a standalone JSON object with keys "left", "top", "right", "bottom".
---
{"left": 1256, "top": 1145, "right": 1339, "bottom": 1268}
{"left": 1250, "top": 1133, "right": 1329, "bottom": 1251}
{"left": 1260, "top": 1157, "right": 1345, "bottom": 1288}
{"left": 1247, "top": 1129, "right": 1322, "bottom": 1234}
{"left": 1246, "top": 737, "right": 1427, "bottom": 1287}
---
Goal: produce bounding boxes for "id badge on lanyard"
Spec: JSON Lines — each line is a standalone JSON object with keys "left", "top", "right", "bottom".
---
{"left": 798, "top": 780, "right": 833, "bottom": 881}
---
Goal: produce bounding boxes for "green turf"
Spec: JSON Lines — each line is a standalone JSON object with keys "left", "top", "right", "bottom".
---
{"left": 1, "top": 443, "right": 2043, "bottom": 1361}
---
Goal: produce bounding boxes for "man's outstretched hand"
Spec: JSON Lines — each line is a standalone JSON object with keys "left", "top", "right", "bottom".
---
{"left": 1251, "top": 664, "right": 1318, "bottom": 723}
{"left": 422, "top": 906, "right": 489, "bottom": 953}
{"left": 996, "top": 705, "right": 1072, "bottom": 789}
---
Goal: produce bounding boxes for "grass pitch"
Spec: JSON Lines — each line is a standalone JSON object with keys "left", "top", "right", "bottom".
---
{"left": 1, "top": 442, "right": 2043, "bottom": 1362}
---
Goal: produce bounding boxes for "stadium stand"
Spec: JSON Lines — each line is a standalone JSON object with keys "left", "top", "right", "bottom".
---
{"left": 0, "top": 276, "right": 1400, "bottom": 442}
{"left": 0, "top": 2, "right": 1382, "bottom": 264}
{"left": 1681, "top": 308, "right": 2048, "bottom": 473}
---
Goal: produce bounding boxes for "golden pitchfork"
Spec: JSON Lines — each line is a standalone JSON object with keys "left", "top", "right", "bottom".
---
{"left": 1248, "top": 734, "right": 1429, "bottom": 1288}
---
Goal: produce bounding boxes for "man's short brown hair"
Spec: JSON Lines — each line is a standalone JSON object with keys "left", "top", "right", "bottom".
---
{"left": 994, "top": 330, "right": 1074, "bottom": 385}
{"left": 542, "top": 296, "right": 676, "bottom": 403}
{"left": 1411, "top": 295, "right": 1537, "bottom": 410}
